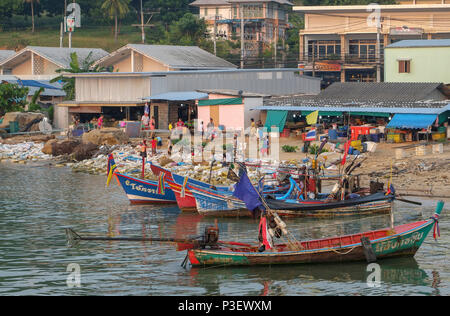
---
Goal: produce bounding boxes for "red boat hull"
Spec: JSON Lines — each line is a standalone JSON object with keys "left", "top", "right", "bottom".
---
{"left": 150, "top": 163, "right": 197, "bottom": 212}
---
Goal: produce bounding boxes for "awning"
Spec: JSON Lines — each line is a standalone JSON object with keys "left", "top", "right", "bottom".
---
{"left": 143, "top": 91, "right": 208, "bottom": 101}
{"left": 302, "top": 110, "right": 343, "bottom": 117}
{"left": 265, "top": 110, "right": 288, "bottom": 132}
{"left": 198, "top": 98, "right": 243, "bottom": 106}
{"left": 386, "top": 114, "right": 437, "bottom": 129}
{"left": 348, "top": 111, "right": 390, "bottom": 117}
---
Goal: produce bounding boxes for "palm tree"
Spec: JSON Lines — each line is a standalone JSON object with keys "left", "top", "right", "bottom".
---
{"left": 50, "top": 52, "right": 110, "bottom": 100}
{"left": 101, "top": 0, "right": 130, "bottom": 41}
{"left": 24, "top": 0, "right": 40, "bottom": 33}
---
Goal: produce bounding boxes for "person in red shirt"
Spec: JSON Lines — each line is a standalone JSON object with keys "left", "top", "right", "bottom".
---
{"left": 176, "top": 118, "right": 184, "bottom": 128}
{"left": 151, "top": 136, "right": 157, "bottom": 156}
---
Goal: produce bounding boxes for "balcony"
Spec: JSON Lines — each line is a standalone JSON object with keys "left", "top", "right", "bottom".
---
{"left": 302, "top": 54, "right": 383, "bottom": 64}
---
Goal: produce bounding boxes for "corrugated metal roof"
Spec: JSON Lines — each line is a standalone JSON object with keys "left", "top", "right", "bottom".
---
{"left": 191, "top": 0, "right": 293, "bottom": 5}
{"left": 0, "top": 50, "right": 15, "bottom": 63}
{"left": 253, "top": 104, "right": 450, "bottom": 115}
{"left": 143, "top": 91, "right": 208, "bottom": 101}
{"left": 386, "top": 39, "right": 450, "bottom": 49}
{"left": 190, "top": 0, "right": 230, "bottom": 5}
{"left": 0, "top": 46, "right": 109, "bottom": 68}
{"left": 124, "top": 44, "right": 237, "bottom": 69}
{"left": 318, "top": 82, "right": 444, "bottom": 102}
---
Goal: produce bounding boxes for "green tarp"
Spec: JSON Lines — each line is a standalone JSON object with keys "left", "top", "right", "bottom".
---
{"left": 348, "top": 112, "right": 391, "bottom": 117}
{"left": 301, "top": 111, "right": 343, "bottom": 116}
{"left": 198, "top": 98, "right": 242, "bottom": 106}
{"left": 438, "top": 111, "right": 449, "bottom": 124}
{"left": 265, "top": 110, "right": 288, "bottom": 132}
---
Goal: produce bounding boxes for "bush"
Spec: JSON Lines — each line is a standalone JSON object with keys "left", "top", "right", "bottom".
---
{"left": 282, "top": 145, "right": 298, "bottom": 152}
{"left": 309, "top": 144, "right": 329, "bottom": 155}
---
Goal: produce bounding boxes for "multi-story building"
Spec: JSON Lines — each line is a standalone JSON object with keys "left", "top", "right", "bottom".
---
{"left": 190, "top": 0, "right": 293, "bottom": 58}
{"left": 294, "top": 2, "right": 450, "bottom": 84}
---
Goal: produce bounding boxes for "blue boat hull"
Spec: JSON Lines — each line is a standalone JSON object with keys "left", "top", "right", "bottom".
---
{"left": 115, "top": 172, "right": 176, "bottom": 204}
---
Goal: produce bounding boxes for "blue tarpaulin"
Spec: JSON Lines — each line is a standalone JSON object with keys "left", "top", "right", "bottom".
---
{"left": 8, "top": 80, "right": 61, "bottom": 90}
{"left": 386, "top": 114, "right": 437, "bottom": 129}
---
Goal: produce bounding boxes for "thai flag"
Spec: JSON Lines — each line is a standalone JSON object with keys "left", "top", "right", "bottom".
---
{"left": 305, "top": 129, "right": 316, "bottom": 141}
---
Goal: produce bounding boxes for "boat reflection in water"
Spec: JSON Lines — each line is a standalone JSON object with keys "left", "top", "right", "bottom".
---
{"left": 186, "top": 258, "right": 431, "bottom": 295}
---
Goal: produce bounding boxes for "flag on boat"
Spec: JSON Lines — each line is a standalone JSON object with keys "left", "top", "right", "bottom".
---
{"left": 232, "top": 169, "right": 264, "bottom": 213}
{"left": 259, "top": 216, "right": 273, "bottom": 250}
{"left": 180, "top": 176, "right": 188, "bottom": 198}
{"left": 385, "top": 183, "right": 395, "bottom": 196}
{"left": 305, "top": 129, "right": 316, "bottom": 141}
{"left": 341, "top": 140, "right": 351, "bottom": 166}
{"left": 106, "top": 154, "right": 117, "bottom": 187}
{"left": 306, "top": 110, "right": 319, "bottom": 125}
{"left": 157, "top": 172, "right": 165, "bottom": 195}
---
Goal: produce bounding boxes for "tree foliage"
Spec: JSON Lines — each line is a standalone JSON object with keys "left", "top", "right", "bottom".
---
{"left": 50, "top": 52, "right": 110, "bottom": 100}
{"left": 0, "top": 83, "right": 29, "bottom": 116}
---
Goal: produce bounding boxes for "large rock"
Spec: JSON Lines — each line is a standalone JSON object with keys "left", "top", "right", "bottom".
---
{"left": 42, "top": 139, "right": 81, "bottom": 156}
{"left": 42, "top": 139, "right": 59, "bottom": 155}
{"left": 0, "top": 112, "right": 44, "bottom": 131}
{"left": 82, "top": 128, "right": 129, "bottom": 146}
{"left": 72, "top": 142, "right": 99, "bottom": 161}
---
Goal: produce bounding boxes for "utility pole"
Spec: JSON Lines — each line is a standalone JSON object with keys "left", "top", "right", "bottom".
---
{"left": 213, "top": 16, "right": 217, "bottom": 56}
{"left": 376, "top": 18, "right": 383, "bottom": 83}
{"left": 312, "top": 43, "right": 316, "bottom": 77}
{"left": 60, "top": 22, "right": 64, "bottom": 48}
{"left": 240, "top": 5, "right": 244, "bottom": 69}
{"left": 140, "top": 0, "right": 145, "bottom": 43}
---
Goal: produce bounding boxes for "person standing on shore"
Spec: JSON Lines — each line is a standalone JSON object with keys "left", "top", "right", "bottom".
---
{"left": 207, "top": 118, "right": 215, "bottom": 140}
{"left": 151, "top": 136, "right": 157, "bottom": 156}
{"left": 141, "top": 113, "right": 149, "bottom": 130}
{"left": 139, "top": 139, "right": 147, "bottom": 178}
{"left": 97, "top": 115, "right": 104, "bottom": 129}
{"left": 150, "top": 116, "right": 156, "bottom": 131}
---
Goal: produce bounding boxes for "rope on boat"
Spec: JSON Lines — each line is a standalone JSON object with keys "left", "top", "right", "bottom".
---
{"left": 329, "top": 246, "right": 357, "bottom": 255}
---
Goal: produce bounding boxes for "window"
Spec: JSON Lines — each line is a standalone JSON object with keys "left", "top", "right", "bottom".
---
{"left": 398, "top": 60, "right": 411, "bottom": 73}
{"left": 204, "top": 8, "right": 208, "bottom": 17}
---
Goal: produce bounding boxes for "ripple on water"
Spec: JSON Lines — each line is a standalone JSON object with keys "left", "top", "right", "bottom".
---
{"left": 0, "top": 162, "right": 449, "bottom": 295}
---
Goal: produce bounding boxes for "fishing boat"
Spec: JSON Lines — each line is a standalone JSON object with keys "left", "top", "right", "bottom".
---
{"left": 108, "top": 155, "right": 176, "bottom": 205}
{"left": 184, "top": 201, "right": 444, "bottom": 267}
{"left": 150, "top": 163, "right": 287, "bottom": 212}
{"left": 188, "top": 175, "right": 394, "bottom": 217}
{"left": 150, "top": 163, "right": 230, "bottom": 212}
{"left": 114, "top": 172, "right": 177, "bottom": 205}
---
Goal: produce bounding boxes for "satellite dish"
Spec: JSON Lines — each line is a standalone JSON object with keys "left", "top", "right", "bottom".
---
{"left": 39, "top": 117, "right": 52, "bottom": 134}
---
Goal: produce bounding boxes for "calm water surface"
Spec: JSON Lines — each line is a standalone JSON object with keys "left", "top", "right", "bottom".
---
{"left": 0, "top": 162, "right": 448, "bottom": 296}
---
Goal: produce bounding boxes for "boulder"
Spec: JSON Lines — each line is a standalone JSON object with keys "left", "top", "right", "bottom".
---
{"left": 82, "top": 128, "right": 129, "bottom": 146}
{"left": 72, "top": 142, "right": 99, "bottom": 161}
{"left": 42, "top": 139, "right": 81, "bottom": 156}
{"left": 0, "top": 112, "right": 45, "bottom": 131}
{"left": 42, "top": 139, "right": 59, "bottom": 155}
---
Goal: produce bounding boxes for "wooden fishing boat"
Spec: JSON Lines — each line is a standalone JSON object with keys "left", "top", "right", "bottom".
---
{"left": 150, "top": 163, "right": 230, "bottom": 212}
{"left": 114, "top": 172, "right": 177, "bottom": 205}
{"left": 184, "top": 201, "right": 444, "bottom": 267}
{"left": 189, "top": 179, "right": 394, "bottom": 218}
{"left": 150, "top": 164, "right": 287, "bottom": 212}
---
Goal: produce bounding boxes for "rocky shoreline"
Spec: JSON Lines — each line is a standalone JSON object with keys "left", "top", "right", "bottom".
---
{"left": 1, "top": 130, "right": 449, "bottom": 198}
